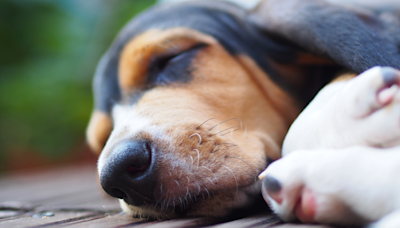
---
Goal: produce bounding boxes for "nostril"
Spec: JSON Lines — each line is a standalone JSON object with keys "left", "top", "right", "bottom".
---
{"left": 111, "top": 188, "right": 127, "bottom": 199}
{"left": 127, "top": 164, "right": 148, "bottom": 173}
{"left": 126, "top": 141, "right": 152, "bottom": 175}
{"left": 100, "top": 140, "right": 156, "bottom": 206}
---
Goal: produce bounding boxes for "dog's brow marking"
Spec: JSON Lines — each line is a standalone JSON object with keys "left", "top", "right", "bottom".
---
{"left": 189, "top": 133, "right": 202, "bottom": 147}
{"left": 222, "top": 165, "right": 238, "bottom": 196}
{"left": 196, "top": 118, "right": 219, "bottom": 130}
{"left": 193, "top": 149, "right": 200, "bottom": 167}
{"left": 208, "top": 118, "right": 243, "bottom": 131}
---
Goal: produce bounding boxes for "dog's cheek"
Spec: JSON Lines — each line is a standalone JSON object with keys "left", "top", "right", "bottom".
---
{"left": 86, "top": 110, "right": 113, "bottom": 154}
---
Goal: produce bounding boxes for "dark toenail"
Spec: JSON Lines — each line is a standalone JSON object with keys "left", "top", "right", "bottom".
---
{"left": 381, "top": 67, "right": 400, "bottom": 85}
{"left": 263, "top": 175, "right": 282, "bottom": 193}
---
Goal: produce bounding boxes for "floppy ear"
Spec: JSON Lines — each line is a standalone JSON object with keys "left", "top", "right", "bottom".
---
{"left": 248, "top": 0, "right": 400, "bottom": 73}
{"left": 86, "top": 111, "right": 113, "bottom": 154}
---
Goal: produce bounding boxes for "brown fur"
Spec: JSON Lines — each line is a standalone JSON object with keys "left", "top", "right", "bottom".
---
{"left": 86, "top": 111, "right": 113, "bottom": 154}
{"left": 92, "top": 27, "right": 301, "bottom": 218}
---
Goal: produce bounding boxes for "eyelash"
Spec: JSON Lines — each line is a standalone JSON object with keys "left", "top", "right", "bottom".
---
{"left": 146, "top": 44, "right": 206, "bottom": 86}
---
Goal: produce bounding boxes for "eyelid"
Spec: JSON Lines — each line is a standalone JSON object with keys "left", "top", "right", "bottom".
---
{"left": 146, "top": 43, "right": 207, "bottom": 86}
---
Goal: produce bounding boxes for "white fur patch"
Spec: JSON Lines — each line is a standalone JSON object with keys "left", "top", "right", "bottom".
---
{"left": 97, "top": 104, "right": 171, "bottom": 177}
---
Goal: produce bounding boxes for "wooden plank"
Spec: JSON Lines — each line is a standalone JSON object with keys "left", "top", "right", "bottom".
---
{"left": 0, "top": 166, "right": 356, "bottom": 228}
{"left": 64, "top": 213, "right": 147, "bottom": 228}
{"left": 208, "top": 214, "right": 280, "bottom": 228}
{"left": 270, "top": 224, "right": 335, "bottom": 228}
{"left": 0, "top": 211, "right": 101, "bottom": 228}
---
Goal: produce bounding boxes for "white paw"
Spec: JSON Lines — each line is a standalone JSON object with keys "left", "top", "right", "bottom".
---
{"left": 369, "top": 210, "right": 400, "bottom": 228}
{"left": 259, "top": 146, "right": 400, "bottom": 226}
{"left": 332, "top": 66, "right": 400, "bottom": 148}
{"left": 283, "top": 66, "right": 400, "bottom": 154}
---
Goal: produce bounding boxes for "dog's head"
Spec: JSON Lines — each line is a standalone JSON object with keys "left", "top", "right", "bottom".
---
{"left": 86, "top": 0, "right": 338, "bottom": 218}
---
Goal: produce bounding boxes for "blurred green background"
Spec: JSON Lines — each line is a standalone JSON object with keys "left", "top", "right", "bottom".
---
{"left": 0, "top": 0, "right": 156, "bottom": 173}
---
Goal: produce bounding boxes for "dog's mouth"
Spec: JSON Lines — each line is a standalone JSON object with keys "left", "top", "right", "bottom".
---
{"left": 119, "top": 180, "right": 262, "bottom": 219}
{"left": 97, "top": 113, "right": 267, "bottom": 219}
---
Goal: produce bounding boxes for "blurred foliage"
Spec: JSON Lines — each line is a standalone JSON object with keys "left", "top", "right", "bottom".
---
{"left": 0, "top": 0, "right": 156, "bottom": 172}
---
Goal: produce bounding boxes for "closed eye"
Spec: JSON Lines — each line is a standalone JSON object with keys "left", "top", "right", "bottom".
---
{"left": 146, "top": 43, "right": 207, "bottom": 87}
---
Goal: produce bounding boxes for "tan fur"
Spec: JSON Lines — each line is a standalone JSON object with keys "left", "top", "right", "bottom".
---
{"left": 86, "top": 111, "right": 113, "bottom": 154}
{"left": 119, "top": 28, "right": 217, "bottom": 92}
{"left": 330, "top": 73, "right": 357, "bottom": 83}
{"left": 92, "top": 27, "right": 301, "bottom": 218}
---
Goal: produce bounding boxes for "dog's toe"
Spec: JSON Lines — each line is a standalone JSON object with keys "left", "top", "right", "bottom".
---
{"left": 261, "top": 147, "right": 400, "bottom": 226}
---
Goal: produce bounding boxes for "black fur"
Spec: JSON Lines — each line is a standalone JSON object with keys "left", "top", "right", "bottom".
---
{"left": 94, "top": 0, "right": 400, "bottom": 115}
{"left": 250, "top": 0, "right": 400, "bottom": 73}
{"left": 93, "top": 1, "right": 299, "bottom": 114}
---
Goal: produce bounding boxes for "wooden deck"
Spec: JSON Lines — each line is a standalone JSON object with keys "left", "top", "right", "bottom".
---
{"left": 0, "top": 165, "right": 337, "bottom": 228}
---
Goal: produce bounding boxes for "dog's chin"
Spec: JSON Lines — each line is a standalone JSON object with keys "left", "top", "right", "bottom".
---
{"left": 119, "top": 181, "right": 261, "bottom": 220}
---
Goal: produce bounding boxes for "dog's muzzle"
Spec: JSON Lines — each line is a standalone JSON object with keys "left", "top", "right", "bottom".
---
{"left": 100, "top": 140, "right": 157, "bottom": 206}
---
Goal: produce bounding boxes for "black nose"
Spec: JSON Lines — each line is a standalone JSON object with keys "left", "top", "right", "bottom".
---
{"left": 100, "top": 140, "right": 156, "bottom": 206}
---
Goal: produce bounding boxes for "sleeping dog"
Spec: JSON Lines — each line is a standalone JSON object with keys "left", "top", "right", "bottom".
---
{"left": 86, "top": 0, "right": 400, "bottom": 223}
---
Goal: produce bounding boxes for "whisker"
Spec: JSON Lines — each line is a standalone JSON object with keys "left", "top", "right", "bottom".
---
{"left": 196, "top": 183, "right": 201, "bottom": 195}
{"left": 202, "top": 139, "right": 217, "bottom": 147}
{"left": 222, "top": 165, "right": 238, "bottom": 197}
{"left": 193, "top": 149, "right": 200, "bottom": 167}
{"left": 221, "top": 127, "right": 241, "bottom": 136}
{"left": 196, "top": 118, "right": 219, "bottom": 130}
{"left": 174, "top": 180, "right": 180, "bottom": 187}
{"left": 190, "top": 156, "right": 194, "bottom": 168}
{"left": 213, "top": 144, "right": 239, "bottom": 153}
{"left": 189, "top": 133, "right": 202, "bottom": 147}
{"left": 226, "top": 156, "right": 258, "bottom": 182}
{"left": 164, "top": 39, "right": 179, "bottom": 50}
{"left": 208, "top": 118, "right": 242, "bottom": 131}
{"left": 207, "top": 177, "right": 214, "bottom": 185}
{"left": 205, "top": 188, "right": 210, "bottom": 199}
{"left": 217, "top": 143, "right": 238, "bottom": 146}
{"left": 201, "top": 166, "right": 216, "bottom": 178}
{"left": 211, "top": 144, "right": 219, "bottom": 154}
{"left": 211, "top": 125, "right": 241, "bottom": 136}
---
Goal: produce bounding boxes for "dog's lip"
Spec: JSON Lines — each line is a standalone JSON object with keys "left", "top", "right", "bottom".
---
{"left": 122, "top": 185, "right": 156, "bottom": 205}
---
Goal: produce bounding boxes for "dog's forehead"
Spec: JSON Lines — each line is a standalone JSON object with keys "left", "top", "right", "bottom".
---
{"left": 93, "top": 1, "right": 297, "bottom": 114}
